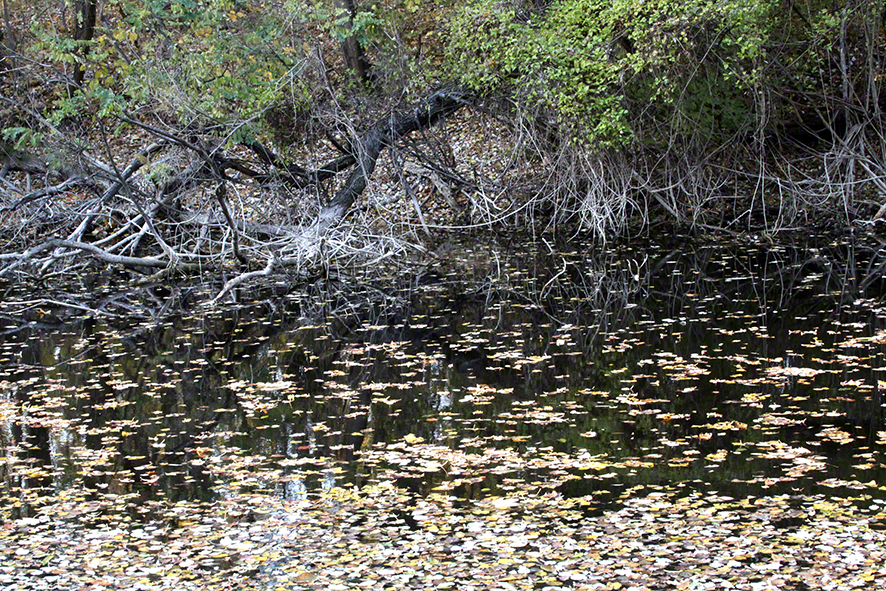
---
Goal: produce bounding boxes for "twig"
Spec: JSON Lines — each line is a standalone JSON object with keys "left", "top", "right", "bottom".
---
{"left": 4, "top": 176, "right": 90, "bottom": 211}
{"left": 215, "top": 182, "right": 248, "bottom": 265}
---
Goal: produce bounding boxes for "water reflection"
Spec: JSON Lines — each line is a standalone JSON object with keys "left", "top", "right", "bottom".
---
{"left": 1, "top": 235, "right": 886, "bottom": 520}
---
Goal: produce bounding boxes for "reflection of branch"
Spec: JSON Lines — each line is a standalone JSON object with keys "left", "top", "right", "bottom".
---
{"left": 7, "top": 298, "right": 120, "bottom": 318}
{"left": 540, "top": 257, "right": 567, "bottom": 300}
{"left": 212, "top": 256, "right": 277, "bottom": 304}
{"left": 860, "top": 250, "right": 886, "bottom": 292}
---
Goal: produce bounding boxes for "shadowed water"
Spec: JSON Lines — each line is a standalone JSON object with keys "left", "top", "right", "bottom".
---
{"left": 2, "top": 234, "right": 886, "bottom": 520}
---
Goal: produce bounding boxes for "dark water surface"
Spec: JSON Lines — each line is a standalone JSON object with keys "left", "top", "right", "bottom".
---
{"left": 3, "top": 235, "right": 886, "bottom": 519}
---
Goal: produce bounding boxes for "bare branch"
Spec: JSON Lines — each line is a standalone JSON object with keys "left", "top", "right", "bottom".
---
{"left": 0, "top": 238, "right": 166, "bottom": 278}
{"left": 3, "top": 176, "right": 91, "bottom": 211}
{"left": 101, "top": 141, "right": 165, "bottom": 202}
{"left": 215, "top": 183, "right": 248, "bottom": 265}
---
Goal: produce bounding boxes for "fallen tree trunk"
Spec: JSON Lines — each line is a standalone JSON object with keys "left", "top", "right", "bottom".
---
{"left": 317, "top": 85, "right": 469, "bottom": 229}
{"left": 212, "top": 86, "right": 470, "bottom": 303}
{"left": 0, "top": 86, "right": 471, "bottom": 303}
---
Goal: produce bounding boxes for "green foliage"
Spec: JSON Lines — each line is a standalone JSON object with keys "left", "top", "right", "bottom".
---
{"left": 23, "top": 0, "right": 314, "bottom": 141}
{"left": 307, "top": 1, "right": 383, "bottom": 47}
{"left": 2, "top": 126, "right": 44, "bottom": 149}
{"left": 126, "top": 0, "right": 310, "bottom": 123}
{"left": 446, "top": 0, "right": 781, "bottom": 146}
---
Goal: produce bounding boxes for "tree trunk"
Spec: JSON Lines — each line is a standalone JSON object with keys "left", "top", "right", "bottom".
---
{"left": 334, "top": 0, "right": 370, "bottom": 85}
{"left": 71, "top": 0, "right": 96, "bottom": 92}
{"left": 0, "top": 0, "right": 14, "bottom": 83}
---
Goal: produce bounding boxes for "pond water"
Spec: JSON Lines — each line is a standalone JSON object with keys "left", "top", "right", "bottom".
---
{"left": 3, "top": 233, "right": 886, "bottom": 522}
